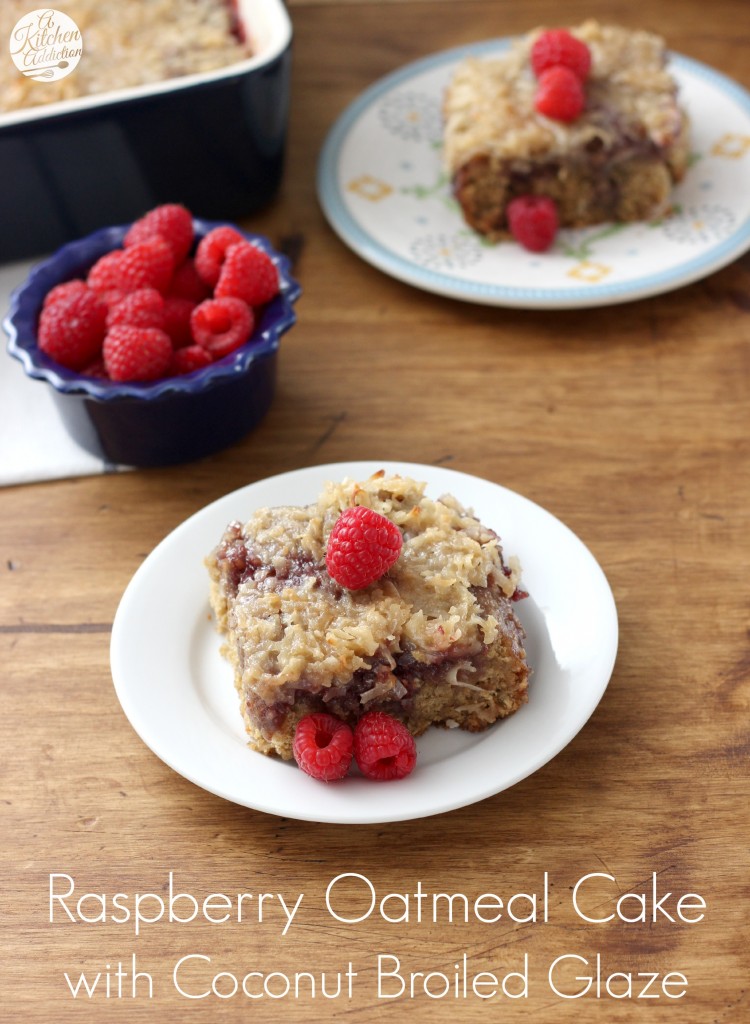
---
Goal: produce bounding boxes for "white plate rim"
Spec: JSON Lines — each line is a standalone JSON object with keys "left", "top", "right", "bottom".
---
{"left": 317, "top": 41, "right": 750, "bottom": 309}
{"left": 110, "top": 461, "right": 619, "bottom": 823}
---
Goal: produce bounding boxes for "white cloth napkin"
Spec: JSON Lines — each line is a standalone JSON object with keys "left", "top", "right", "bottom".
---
{"left": 0, "top": 259, "right": 124, "bottom": 487}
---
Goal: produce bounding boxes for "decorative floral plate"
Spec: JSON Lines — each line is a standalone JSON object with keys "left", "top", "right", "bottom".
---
{"left": 317, "top": 40, "right": 750, "bottom": 308}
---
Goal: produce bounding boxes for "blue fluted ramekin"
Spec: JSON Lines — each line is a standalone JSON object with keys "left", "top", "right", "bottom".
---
{"left": 4, "top": 218, "right": 301, "bottom": 467}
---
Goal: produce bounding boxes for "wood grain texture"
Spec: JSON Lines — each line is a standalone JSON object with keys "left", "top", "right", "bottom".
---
{"left": 1, "top": 1, "right": 748, "bottom": 1020}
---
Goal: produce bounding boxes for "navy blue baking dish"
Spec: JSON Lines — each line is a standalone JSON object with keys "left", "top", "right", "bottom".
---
{"left": 0, "top": 0, "right": 292, "bottom": 262}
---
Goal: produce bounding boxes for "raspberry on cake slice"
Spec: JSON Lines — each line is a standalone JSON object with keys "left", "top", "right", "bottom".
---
{"left": 443, "top": 19, "right": 690, "bottom": 240}
{"left": 206, "top": 472, "right": 530, "bottom": 761}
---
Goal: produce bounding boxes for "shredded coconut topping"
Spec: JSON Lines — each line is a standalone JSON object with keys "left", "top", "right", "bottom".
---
{"left": 443, "top": 20, "right": 686, "bottom": 172}
{"left": 209, "top": 472, "right": 523, "bottom": 705}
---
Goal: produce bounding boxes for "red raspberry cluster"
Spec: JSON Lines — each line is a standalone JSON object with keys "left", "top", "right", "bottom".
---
{"left": 290, "top": 506, "right": 417, "bottom": 784}
{"left": 531, "top": 28, "right": 591, "bottom": 122}
{"left": 37, "top": 204, "right": 281, "bottom": 382}
{"left": 292, "top": 711, "right": 417, "bottom": 782}
{"left": 505, "top": 28, "right": 592, "bottom": 254}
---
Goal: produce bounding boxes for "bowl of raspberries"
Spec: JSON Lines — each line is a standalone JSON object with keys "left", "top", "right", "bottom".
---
{"left": 4, "top": 204, "right": 301, "bottom": 467}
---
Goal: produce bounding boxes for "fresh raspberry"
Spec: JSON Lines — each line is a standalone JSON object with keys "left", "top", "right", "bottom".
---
{"left": 42, "top": 278, "right": 87, "bottom": 309}
{"left": 353, "top": 712, "right": 417, "bottom": 781}
{"left": 37, "top": 289, "right": 107, "bottom": 371}
{"left": 325, "top": 506, "right": 402, "bottom": 590}
{"left": 163, "top": 296, "right": 197, "bottom": 348}
{"left": 119, "top": 238, "right": 175, "bottom": 294}
{"left": 215, "top": 241, "right": 280, "bottom": 307}
{"left": 98, "top": 287, "right": 129, "bottom": 311}
{"left": 292, "top": 713, "right": 354, "bottom": 782}
{"left": 531, "top": 29, "right": 591, "bottom": 80}
{"left": 169, "top": 344, "right": 213, "bottom": 375}
{"left": 190, "top": 296, "right": 254, "bottom": 359}
{"left": 506, "top": 195, "right": 559, "bottom": 252}
{"left": 194, "top": 225, "right": 244, "bottom": 287}
{"left": 102, "top": 325, "right": 173, "bottom": 382}
{"left": 535, "top": 65, "right": 585, "bottom": 122}
{"left": 87, "top": 238, "right": 174, "bottom": 295}
{"left": 168, "top": 259, "right": 211, "bottom": 302}
{"left": 124, "top": 204, "right": 194, "bottom": 265}
{"left": 106, "top": 287, "right": 165, "bottom": 330}
{"left": 85, "top": 250, "right": 124, "bottom": 294}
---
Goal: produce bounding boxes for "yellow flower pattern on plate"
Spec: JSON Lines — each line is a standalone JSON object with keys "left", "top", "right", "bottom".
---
{"left": 347, "top": 175, "right": 393, "bottom": 202}
{"left": 567, "top": 260, "right": 612, "bottom": 284}
{"left": 711, "top": 133, "right": 750, "bottom": 158}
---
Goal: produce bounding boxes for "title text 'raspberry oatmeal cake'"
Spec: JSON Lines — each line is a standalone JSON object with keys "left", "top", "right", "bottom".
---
{"left": 206, "top": 472, "right": 530, "bottom": 760}
{"left": 443, "top": 20, "right": 690, "bottom": 239}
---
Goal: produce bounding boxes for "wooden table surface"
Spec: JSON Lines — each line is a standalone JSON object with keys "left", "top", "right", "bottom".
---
{"left": 2, "top": 1, "right": 748, "bottom": 1020}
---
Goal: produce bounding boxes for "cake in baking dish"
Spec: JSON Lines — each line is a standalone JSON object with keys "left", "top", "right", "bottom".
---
{"left": 443, "top": 20, "right": 690, "bottom": 239}
{"left": 206, "top": 471, "right": 529, "bottom": 760}
{"left": 0, "top": 0, "right": 251, "bottom": 113}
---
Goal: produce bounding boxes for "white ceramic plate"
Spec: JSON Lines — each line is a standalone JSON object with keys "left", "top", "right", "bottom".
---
{"left": 111, "top": 462, "right": 618, "bottom": 823}
{"left": 317, "top": 41, "right": 750, "bottom": 308}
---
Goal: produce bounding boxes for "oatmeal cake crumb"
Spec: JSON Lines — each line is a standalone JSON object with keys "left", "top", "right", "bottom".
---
{"left": 444, "top": 20, "right": 690, "bottom": 238}
{"left": 206, "top": 472, "right": 530, "bottom": 760}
